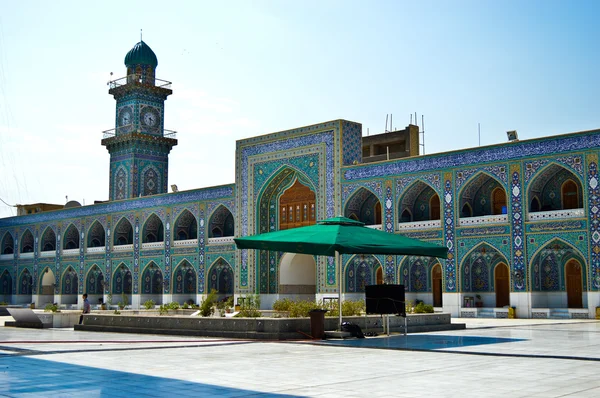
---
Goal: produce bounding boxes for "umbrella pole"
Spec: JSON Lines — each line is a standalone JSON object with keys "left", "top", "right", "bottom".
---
{"left": 336, "top": 251, "right": 342, "bottom": 331}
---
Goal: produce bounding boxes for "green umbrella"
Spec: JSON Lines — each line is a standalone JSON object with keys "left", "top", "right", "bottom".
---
{"left": 235, "top": 216, "right": 448, "bottom": 329}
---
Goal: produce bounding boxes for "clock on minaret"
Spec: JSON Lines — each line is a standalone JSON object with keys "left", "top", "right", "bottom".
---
{"left": 102, "top": 39, "right": 177, "bottom": 201}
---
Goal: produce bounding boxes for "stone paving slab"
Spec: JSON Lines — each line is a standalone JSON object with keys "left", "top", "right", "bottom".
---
{"left": 0, "top": 318, "right": 599, "bottom": 397}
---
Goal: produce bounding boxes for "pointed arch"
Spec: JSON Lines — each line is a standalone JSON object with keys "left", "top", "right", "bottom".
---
{"left": 256, "top": 167, "right": 317, "bottom": 294}
{"left": 20, "top": 229, "right": 34, "bottom": 253}
{"left": 39, "top": 267, "right": 55, "bottom": 295}
{"left": 112, "top": 263, "right": 132, "bottom": 295}
{"left": 19, "top": 268, "right": 33, "bottom": 295}
{"left": 207, "top": 258, "right": 234, "bottom": 295}
{"left": 530, "top": 238, "right": 586, "bottom": 294}
{"left": 492, "top": 187, "right": 507, "bottom": 215}
{"left": 141, "top": 262, "right": 163, "bottom": 294}
{"left": 460, "top": 242, "right": 508, "bottom": 294}
{"left": 561, "top": 179, "right": 579, "bottom": 210}
{"left": 494, "top": 263, "right": 510, "bottom": 307}
{"left": 208, "top": 205, "right": 234, "bottom": 238}
{"left": 85, "top": 265, "right": 104, "bottom": 295}
{"left": 87, "top": 221, "right": 105, "bottom": 248}
{"left": 40, "top": 227, "right": 56, "bottom": 252}
{"left": 174, "top": 209, "right": 197, "bottom": 240}
{"left": 61, "top": 266, "right": 78, "bottom": 295}
{"left": 344, "top": 187, "right": 381, "bottom": 226}
{"left": 458, "top": 172, "right": 506, "bottom": 218}
{"left": 279, "top": 179, "right": 317, "bottom": 230}
{"left": 172, "top": 260, "right": 196, "bottom": 294}
{"left": 398, "top": 180, "right": 441, "bottom": 223}
{"left": 345, "top": 254, "right": 382, "bottom": 293}
{"left": 565, "top": 259, "right": 583, "bottom": 308}
{"left": 432, "top": 263, "right": 443, "bottom": 307}
{"left": 1, "top": 270, "right": 12, "bottom": 298}
{"left": 528, "top": 163, "right": 583, "bottom": 212}
{"left": 2, "top": 232, "right": 14, "bottom": 255}
{"left": 142, "top": 213, "right": 164, "bottom": 243}
{"left": 113, "top": 165, "right": 129, "bottom": 200}
{"left": 63, "top": 224, "right": 80, "bottom": 250}
{"left": 140, "top": 165, "right": 161, "bottom": 196}
{"left": 114, "top": 217, "right": 133, "bottom": 246}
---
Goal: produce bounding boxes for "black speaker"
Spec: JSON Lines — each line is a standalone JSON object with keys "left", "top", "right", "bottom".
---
{"left": 365, "top": 284, "right": 406, "bottom": 316}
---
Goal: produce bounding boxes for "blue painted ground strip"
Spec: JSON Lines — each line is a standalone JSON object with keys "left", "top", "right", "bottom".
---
{"left": 320, "top": 334, "right": 525, "bottom": 350}
{"left": 0, "top": 356, "right": 302, "bottom": 398}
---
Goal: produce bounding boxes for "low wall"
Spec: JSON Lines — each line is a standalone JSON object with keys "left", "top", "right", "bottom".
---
{"left": 75, "top": 313, "right": 464, "bottom": 340}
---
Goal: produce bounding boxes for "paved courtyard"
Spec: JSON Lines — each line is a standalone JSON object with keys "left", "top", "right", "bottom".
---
{"left": 0, "top": 317, "right": 599, "bottom": 397}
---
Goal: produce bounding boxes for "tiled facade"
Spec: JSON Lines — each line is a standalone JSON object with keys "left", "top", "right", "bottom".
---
{"left": 1, "top": 43, "right": 599, "bottom": 318}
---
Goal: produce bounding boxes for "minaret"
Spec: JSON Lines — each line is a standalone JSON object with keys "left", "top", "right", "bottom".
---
{"left": 102, "top": 40, "right": 177, "bottom": 201}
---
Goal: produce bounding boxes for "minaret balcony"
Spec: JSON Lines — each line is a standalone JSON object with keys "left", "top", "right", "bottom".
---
{"left": 109, "top": 75, "right": 172, "bottom": 89}
{"left": 102, "top": 128, "right": 177, "bottom": 139}
{"left": 108, "top": 75, "right": 172, "bottom": 96}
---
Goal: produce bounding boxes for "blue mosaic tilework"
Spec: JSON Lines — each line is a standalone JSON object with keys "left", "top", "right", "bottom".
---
{"left": 524, "top": 155, "right": 583, "bottom": 182}
{"left": 133, "top": 217, "right": 140, "bottom": 294}
{"left": 342, "top": 181, "right": 383, "bottom": 203}
{"left": 456, "top": 165, "right": 508, "bottom": 189}
{"left": 164, "top": 212, "right": 171, "bottom": 294}
{"left": 384, "top": 182, "right": 394, "bottom": 233}
{"left": 0, "top": 186, "right": 234, "bottom": 228}
{"left": 511, "top": 167, "right": 526, "bottom": 291}
{"left": 443, "top": 176, "right": 456, "bottom": 292}
{"left": 198, "top": 206, "right": 206, "bottom": 293}
{"left": 341, "top": 120, "right": 362, "bottom": 166}
{"left": 344, "top": 130, "right": 600, "bottom": 181}
{"left": 587, "top": 159, "right": 600, "bottom": 290}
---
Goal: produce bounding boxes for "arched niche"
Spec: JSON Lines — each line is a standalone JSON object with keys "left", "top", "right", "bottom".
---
{"left": 458, "top": 173, "right": 506, "bottom": 218}
{"left": 279, "top": 253, "right": 316, "bottom": 298}
{"left": 208, "top": 205, "right": 234, "bottom": 238}
{"left": 63, "top": 224, "right": 80, "bottom": 250}
{"left": 207, "top": 258, "right": 234, "bottom": 297}
{"left": 142, "top": 214, "right": 164, "bottom": 243}
{"left": 87, "top": 221, "right": 105, "bottom": 248}
{"left": 41, "top": 227, "right": 56, "bottom": 252}
{"left": 2, "top": 232, "right": 14, "bottom": 255}
{"left": 344, "top": 187, "right": 381, "bottom": 226}
{"left": 398, "top": 181, "right": 441, "bottom": 223}
{"left": 114, "top": 218, "right": 133, "bottom": 246}
{"left": 174, "top": 210, "right": 197, "bottom": 241}
{"left": 528, "top": 164, "right": 583, "bottom": 212}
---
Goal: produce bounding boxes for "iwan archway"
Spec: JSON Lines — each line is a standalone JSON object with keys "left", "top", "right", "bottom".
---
{"left": 256, "top": 167, "right": 317, "bottom": 294}
{"left": 279, "top": 253, "right": 316, "bottom": 301}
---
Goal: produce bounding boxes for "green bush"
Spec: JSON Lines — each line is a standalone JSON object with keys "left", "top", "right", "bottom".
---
{"left": 288, "top": 300, "right": 316, "bottom": 318}
{"left": 405, "top": 300, "right": 414, "bottom": 314}
{"left": 321, "top": 299, "right": 364, "bottom": 317}
{"left": 235, "top": 294, "right": 261, "bottom": 317}
{"left": 159, "top": 304, "right": 168, "bottom": 315}
{"left": 414, "top": 301, "right": 434, "bottom": 313}
{"left": 182, "top": 302, "right": 189, "bottom": 309}
{"left": 143, "top": 299, "right": 155, "bottom": 310}
{"left": 167, "top": 302, "right": 180, "bottom": 310}
{"left": 44, "top": 303, "right": 59, "bottom": 313}
{"left": 272, "top": 298, "right": 293, "bottom": 312}
{"left": 199, "top": 290, "right": 218, "bottom": 317}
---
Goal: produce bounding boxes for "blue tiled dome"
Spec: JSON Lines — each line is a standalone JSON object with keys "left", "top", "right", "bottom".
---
{"left": 124, "top": 41, "right": 158, "bottom": 68}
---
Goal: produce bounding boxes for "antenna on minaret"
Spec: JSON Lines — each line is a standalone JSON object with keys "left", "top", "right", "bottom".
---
{"left": 140, "top": 29, "right": 143, "bottom": 41}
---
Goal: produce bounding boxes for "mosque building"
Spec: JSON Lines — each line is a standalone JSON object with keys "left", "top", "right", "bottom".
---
{"left": 1, "top": 40, "right": 599, "bottom": 319}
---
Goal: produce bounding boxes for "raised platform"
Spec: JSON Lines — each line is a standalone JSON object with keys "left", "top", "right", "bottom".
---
{"left": 75, "top": 313, "right": 464, "bottom": 339}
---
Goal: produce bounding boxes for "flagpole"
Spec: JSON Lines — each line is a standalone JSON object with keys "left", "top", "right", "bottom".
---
{"left": 336, "top": 251, "right": 342, "bottom": 330}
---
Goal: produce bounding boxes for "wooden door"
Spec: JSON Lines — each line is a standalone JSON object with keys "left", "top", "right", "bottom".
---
{"left": 432, "top": 264, "right": 443, "bottom": 307}
{"left": 562, "top": 180, "right": 579, "bottom": 210}
{"left": 566, "top": 260, "right": 583, "bottom": 308}
{"left": 492, "top": 188, "right": 507, "bottom": 215}
{"left": 495, "top": 263, "right": 510, "bottom": 308}
{"left": 279, "top": 180, "right": 316, "bottom": 230}
{"left": 376, "top": 267, "right": 383, "bottom": 285}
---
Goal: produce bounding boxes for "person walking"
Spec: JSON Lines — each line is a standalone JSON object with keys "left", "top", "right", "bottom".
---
{"left": 79, "top": 293, "right": 91, "bottom": 325}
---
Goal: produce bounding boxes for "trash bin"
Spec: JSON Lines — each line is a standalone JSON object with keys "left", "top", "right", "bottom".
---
{"left": 308, "top": 309, "right": 327, "bottom": 339}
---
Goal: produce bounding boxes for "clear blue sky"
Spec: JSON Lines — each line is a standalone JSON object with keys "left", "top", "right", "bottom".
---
{"left": 1, "top": 0, "right": 599, "bottom": 217}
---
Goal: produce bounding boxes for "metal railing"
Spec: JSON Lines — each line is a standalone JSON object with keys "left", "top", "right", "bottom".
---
{"left": 102, "top": 127, "right": 177, "bottom": 139}
{"left": 108, "top": 75, "right": 172, "bottom": 89}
